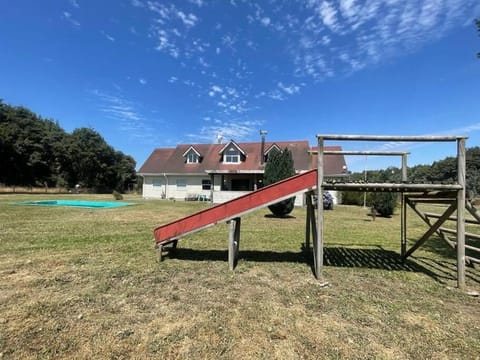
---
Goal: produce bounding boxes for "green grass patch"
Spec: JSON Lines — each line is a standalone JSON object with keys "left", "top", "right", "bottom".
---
{"left": 0, "top": 194, "right": 479, "bottom": 359}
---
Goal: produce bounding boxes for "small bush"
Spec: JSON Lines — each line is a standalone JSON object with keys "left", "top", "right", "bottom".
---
{"left": 112, "top": 190, "right": 123, "bottom": 200}
{"left": 371, "top": 192, "right": 397, "bottom": 217}
{"left": 341, "top": 191, "right": 370, "bottom": 206}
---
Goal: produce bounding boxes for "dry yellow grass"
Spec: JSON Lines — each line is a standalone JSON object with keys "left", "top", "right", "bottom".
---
{"left": 0, "top": 194, "right": 479, "bottom": 359}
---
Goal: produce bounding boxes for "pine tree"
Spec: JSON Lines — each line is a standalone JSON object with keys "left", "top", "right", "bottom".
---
{"left": 263, "top": 147, "right": 296, "bottom": 216}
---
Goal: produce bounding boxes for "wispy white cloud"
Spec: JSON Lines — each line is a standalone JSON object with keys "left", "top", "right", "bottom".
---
{"left": 176, "top": 10, "right": 198, "bottom": 28}
{"left": 290, "top": 0, "right": 477, "bottom": 80}
{"left": 131, "top": 0, "right": 144, "bottom": 7}
{"left": 278, "top": 82, "right": 300, "bottom": 95}
{"left": 128, "top": 0, "right": 478, "bottom": 143}
{"left": 92, "top": 90, "right": 141, "bottom": 122}
{"left": 187, "top": 119, "right": 264, "bottom": 143}
{"left": 100, "top": 30, "right": 115, "bottom": 42}
{"left": 139, "top": 78, "right": 147, "bottom": 85}
{"left": 91, "top": 89, "right": 159, "bottom": 142}
{"left": 62, "top": 11, "right": 80, "bottom": 28}
{"left": 69, "top": 0, "right": 80, "bottom": 8}
{"left": 189, "top": 0, "right": 204, "bottom": 7}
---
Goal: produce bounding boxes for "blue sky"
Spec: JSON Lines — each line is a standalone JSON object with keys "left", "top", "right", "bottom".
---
{"left": 1, "top": 0, "right": 479, "bottom": 172}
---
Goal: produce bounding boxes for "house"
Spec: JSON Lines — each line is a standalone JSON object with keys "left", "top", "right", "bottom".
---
{"left": 138, "top": 139, "right": 347, "bottom": 205}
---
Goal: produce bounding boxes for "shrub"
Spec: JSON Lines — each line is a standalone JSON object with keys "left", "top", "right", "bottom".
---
{"left": 264, "top": 147, "right": 296, "bottom": 216}
{"left": 341, "top": 191, "right": 371, "bottom": 206}
{"left": 112, "top": 190, "right": 123, "bottom": 200}
{"left": 370, "top": 192, "right": 397, "bottom": 217}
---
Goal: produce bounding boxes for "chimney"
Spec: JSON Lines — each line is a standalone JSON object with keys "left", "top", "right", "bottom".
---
{"left": 260, "top": 130, "right": 267, "bottom": 165}
{"left": 216, "top": 133, "right": 223, "bottom": 144}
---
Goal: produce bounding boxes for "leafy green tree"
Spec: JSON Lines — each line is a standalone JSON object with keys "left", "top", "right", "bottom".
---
{"left": 0, "top": 100, "right": 136, "bottom": 191}
{"left": 263, "top": 147, "right": 296, "bottom": 216}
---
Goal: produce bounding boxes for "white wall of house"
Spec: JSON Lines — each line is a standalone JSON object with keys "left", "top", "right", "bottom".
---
{"left": 142, "top": 176, "right": 167, "bottom": 199}
{"left": 142, "top": 175, "right": 214, "bottom": 200}
{"left": 213, "top": 190, "right": 306, "bottom": 206}
{"left": 143, "top": 174, "right": 339, "bottom": 207}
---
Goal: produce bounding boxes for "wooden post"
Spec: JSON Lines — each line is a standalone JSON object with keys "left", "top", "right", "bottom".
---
{"left": 305, "top": 191, "right": 312, "bottom": 250}
{"left": 457, "top": 138, "right": 466, "bottom": 290}
{"left": 234, "top": 217, "right": 241, "bottom": 260}
{"left": 315, "top": 137, "right": 324, "bottom": 280}
{"left": 158, "top": 244, "right": 163, "bottom": 262}
{"left": 401, "top": 193, "right": 407, "bottom": 257}
{"left": 228, "top": 217, "right": 241, "bottom": 270}
{"left": 401, "top": 154, "right": 408, "bottom": 182}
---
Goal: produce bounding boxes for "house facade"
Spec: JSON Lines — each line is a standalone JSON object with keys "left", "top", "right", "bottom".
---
{"left": 138, "top": 139, "right": 347, "bottom": 206}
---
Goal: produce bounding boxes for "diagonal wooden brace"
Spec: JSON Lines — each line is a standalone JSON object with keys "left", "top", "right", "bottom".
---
{"left": 403, "top": 200, "right": 457, "bottom": 259}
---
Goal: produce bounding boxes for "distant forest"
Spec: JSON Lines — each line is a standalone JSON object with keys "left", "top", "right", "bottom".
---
{"left": 343, "top": 147, "right": 480, "bottom": 205}
{"left": 0, "top": 100, "right": 136, "bottom": 192}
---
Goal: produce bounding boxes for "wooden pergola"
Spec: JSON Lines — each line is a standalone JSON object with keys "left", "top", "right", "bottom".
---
{"left": 311, "top": 134, "right": 468, "bottom": 290}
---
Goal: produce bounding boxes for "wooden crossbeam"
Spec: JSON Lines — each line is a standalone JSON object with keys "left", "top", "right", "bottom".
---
{"left": 466, "top": 256, "right": 480, "bottom": 264}
{"left": 405, "top": 198, "right": 455, "bottom": 204}
{"left": 424, "top": 212, "right": 479, "bottom": 225}
{"left": 466, "top": 201, "right": 480, "bottom": 224}
{"left": 437, "top": 227, "right": 480, "bottom": 242}
{"left": 403, "top": 200, "right": 457, "bottom": 259}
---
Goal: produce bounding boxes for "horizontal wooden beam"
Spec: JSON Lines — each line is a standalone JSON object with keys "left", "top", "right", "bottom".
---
{"left": 466, "top": 256, "right": 480, "bottom": 264}
{"left": 405, "top": 198, "right": 456, "bottom": 204}
{"left": 425, "top": 212, "right": 479, "bottom": 225}
{"left": 323, "top": 183, "right": 461, "bottom": 192}
{"left": 316, "top": 134, "right": 467, "bottom": 142}
{"left": 405, "top": 191, "right": 458, "bottom": 199}
{"left": 312, "top": 150, "right": 410, "bottom": 156}
{"left": 438, "top": 227, "right": 480, "bottom": 241}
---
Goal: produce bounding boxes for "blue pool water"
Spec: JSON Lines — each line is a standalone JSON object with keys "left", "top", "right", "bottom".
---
{"left": 17, "top": 200, "right": 134, "bottom": 208}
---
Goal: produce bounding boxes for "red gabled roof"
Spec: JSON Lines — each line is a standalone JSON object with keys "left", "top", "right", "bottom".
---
{"left": 310, "top": 146, "right": 348, "bottom": 175}
{"left": 138, "top": 141, "right": 346, "bottom": 176}
{"left": 138, "top": 147, "right": 175, "bottom": 174}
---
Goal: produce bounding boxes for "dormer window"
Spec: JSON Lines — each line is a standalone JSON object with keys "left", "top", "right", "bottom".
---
{"left": 183, "top": 146, "right": 201, "bottom": 164}
{"left": 224, "top": 147, "right": 240, "bottom": 163}
{"left": 219, "top": 140, "right": 246, "bottom": 165}
{"left": 187, "top": 153, "right": 199, "bottom": 163}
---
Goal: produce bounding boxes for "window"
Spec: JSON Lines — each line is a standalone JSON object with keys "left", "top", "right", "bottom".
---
{"left": 187, "top": 152, "right": 199, "bottom": 163}
{"left": 202, "top": 179, "right": 211, "bottom": 190}
{"left": 152, "top": 178, "right": 163, "bottom": 187}
{"left": 224, "top": 147, "right": 240, "bottom": 163}
{"left": 183, "top": 146, "right": 201, "bottom": 163}
{"left": 176, "top": 179, "right": 187, "bottom": 189}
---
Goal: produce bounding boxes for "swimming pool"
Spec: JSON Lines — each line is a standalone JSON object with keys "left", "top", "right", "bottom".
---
{"left": 17, "top": 200, "right": 135, "bottom": 208}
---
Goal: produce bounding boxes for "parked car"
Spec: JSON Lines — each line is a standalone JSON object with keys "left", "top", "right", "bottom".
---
{"left": 313, "top": 191, "right": 334, "bottom": 210}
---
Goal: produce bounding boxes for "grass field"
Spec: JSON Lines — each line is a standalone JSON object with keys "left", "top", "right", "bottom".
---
{"left": 1, "top": 194, "right": 479, "bottom": 359}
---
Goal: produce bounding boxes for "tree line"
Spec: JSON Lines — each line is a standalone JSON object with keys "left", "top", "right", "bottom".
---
{"left": 0, "top": 100, "right": 136, "bottom": 192}
{"left": 342, "top": 147, "right": 480, "bottom": 206}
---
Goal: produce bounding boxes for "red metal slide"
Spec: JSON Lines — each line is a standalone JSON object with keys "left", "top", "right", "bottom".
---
{"left": 154, "top": 169, "right": 317, "bottom": 245}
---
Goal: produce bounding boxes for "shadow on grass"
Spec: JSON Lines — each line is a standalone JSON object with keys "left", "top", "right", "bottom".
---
{"left": 167, "top": 245, "right": 438, "bottom": 275}
{"left": 412, "top": 256, "right": 480, "bottom": 285}
{"left": 164, "top": 245, "right": 480, "bottom": 285}
{"left": 169, "top": 248, "right": 307, "bottom": 263}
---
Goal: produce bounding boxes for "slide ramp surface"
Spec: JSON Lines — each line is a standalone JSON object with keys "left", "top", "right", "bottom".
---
{"left": 154, "top": 169, "right": 317, "bottom": 245}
